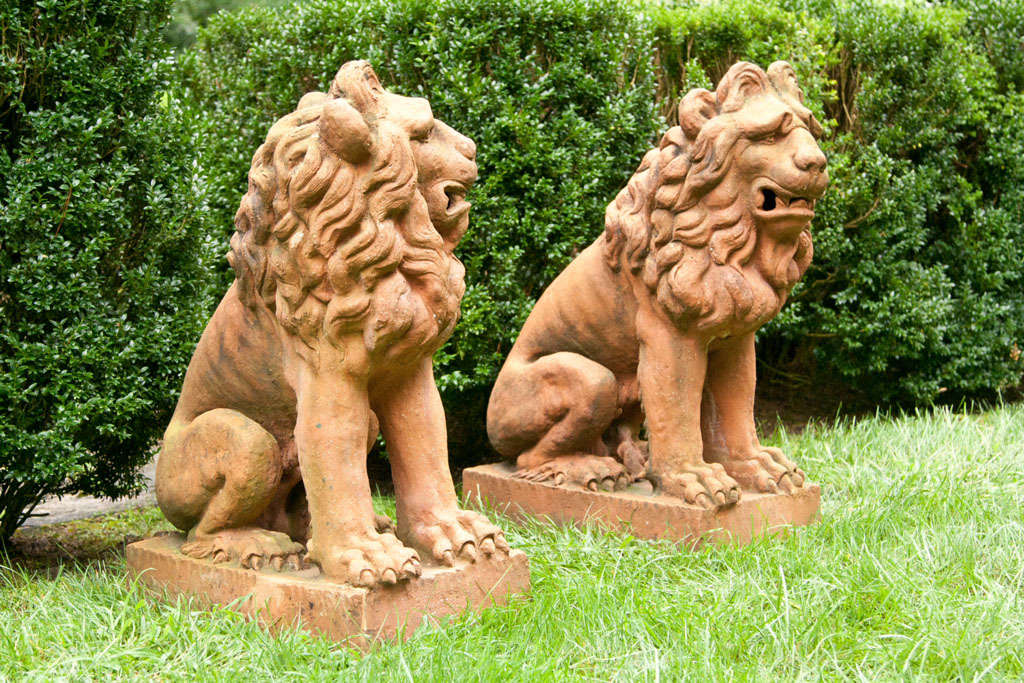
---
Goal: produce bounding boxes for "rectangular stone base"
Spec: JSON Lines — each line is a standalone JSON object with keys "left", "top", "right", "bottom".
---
{"left": 127, "top": 534, "right": 530, "bottom": 645}
{"left": 463, "top": 463, "right": 820, "bottom": 546}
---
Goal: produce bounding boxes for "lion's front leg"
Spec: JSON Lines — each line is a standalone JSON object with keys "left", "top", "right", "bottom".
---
{"left": 703, "top": 333, "right": 805, "bottom": 493}
{"left": 291, "top": 357, "right": 420, "bottom": 586}
{"left": 637, "top": 309, "right": 740, "bottom": 508}
{"left": 373, "top": 358, "right": 509, "bottom": 566}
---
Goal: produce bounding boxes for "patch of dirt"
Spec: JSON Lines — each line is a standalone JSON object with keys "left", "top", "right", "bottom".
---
{"left": 4, "top": 506, "right": 173, "bottom": 574}
{"left": 20, "top": 460, "right": 157, "bottom": 529}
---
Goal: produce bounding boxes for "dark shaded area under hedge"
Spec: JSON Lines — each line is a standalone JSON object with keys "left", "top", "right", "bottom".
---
{"left": 181, "top": 0, "right": 1024, "bottom": 465}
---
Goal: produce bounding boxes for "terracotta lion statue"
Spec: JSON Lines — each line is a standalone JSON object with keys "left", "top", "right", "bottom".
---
{"left": 487, "top": 61, "right": 829, "bottom": 508}
{"left": 156, "top": 62, "right": 508, "bottom": 585}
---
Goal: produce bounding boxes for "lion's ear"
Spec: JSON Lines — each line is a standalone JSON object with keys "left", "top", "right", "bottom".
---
{"left": 767, "top": 61, "right": 805, "bottom": 104}
{"left": 297, "top": 92, "right": 330, "bottom": 111}
{"left": 718, "top": 62, "right": 771, "bottom": 112}
{"left": 320, "top": 98, "right": 373, "bottom": 164}
{"left": 678, "top": 89, "right": 716, "bottom": 139}
{"left": 328, "top": 60, "right": 385, "bottom": 114}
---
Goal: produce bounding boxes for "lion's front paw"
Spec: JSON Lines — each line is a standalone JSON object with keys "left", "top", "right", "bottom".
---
{"left": 514, "top": 454, "right": 631, "bottom": 491}
{"left": 722, "top": 446, "right": 805, "bottom": 494}
{"left": 657, "top": 463, "right": 741, "bottom": 508}
{"left": 405, "top": 509, "right": 510, "bottom": 566}
{"left": 181, "top": 527, "right": 305, "bottom": 571}
{"left": 307, "top": 530, "right": 421, "bottom": 587}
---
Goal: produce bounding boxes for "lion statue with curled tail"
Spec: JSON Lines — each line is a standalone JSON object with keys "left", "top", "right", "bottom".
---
{"left": 156, "top": 61, "right": 509, "bottom": 586}
{"left": 487, "top": 62, "right": 829, "bottom": 508}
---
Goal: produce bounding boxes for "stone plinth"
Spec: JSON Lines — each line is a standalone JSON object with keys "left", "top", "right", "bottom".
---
{"left": 463, "top": 463, "right": 820, "bottom": 546}
{"left": 127, "top": 534, "right": 530, "bottom": 645}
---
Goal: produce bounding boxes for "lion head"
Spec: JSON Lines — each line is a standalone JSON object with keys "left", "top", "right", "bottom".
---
{"left": 604, "top": 61, "right": 828, "bottom": 331}
{"left": 230, "top": 61, "right": 478, "bottom": 347}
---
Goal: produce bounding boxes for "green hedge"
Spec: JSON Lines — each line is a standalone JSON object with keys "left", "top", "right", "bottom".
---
{"left": 181, "top": 0, "right": 1024, "bottom": 460}
{"left": 0, "top": 0, "right": 215, "bottom": 540}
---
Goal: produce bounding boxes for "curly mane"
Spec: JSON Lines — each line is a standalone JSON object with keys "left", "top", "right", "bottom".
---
{"left": 229, "top": 62, "right": 459, "bottom": 345}
{"left": 604, "top": 61, "right": 818, "bottom": 330}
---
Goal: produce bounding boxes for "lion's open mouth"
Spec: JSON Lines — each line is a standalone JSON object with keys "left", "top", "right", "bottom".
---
{"left": 441, "top": 181, "right": 471, "bottom": 220}
{"left": 759, "top": 187, "right": 815, "bottom": 213}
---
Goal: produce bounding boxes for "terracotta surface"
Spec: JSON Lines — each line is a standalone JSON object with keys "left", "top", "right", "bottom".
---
{"left": 152, "top": 61, "right": 512, "bottom": 588}
{"left": 464, "top": 463, "right": 820, "bottom": 546}
{"left": 127, "top": 534, "right": 529, "bottom": 645}
{"left": 487, "top": 62, "right": 829, "bottom": 512}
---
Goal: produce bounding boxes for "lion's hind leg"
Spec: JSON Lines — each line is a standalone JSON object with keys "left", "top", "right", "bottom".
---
{"left": 156, "top": 409, "right": 304, "bottom": 569}
{"left": 487, "top": 352, "right": 630, "bottom": 491}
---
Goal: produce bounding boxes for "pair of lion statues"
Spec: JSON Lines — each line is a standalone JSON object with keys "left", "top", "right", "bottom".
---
{"left": 155, "top": 60, "right": 828, "bottom": 585}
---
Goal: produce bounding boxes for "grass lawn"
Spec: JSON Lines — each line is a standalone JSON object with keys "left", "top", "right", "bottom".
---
{"left": 2, "top": 404, "right": 1023, "bottom": 680}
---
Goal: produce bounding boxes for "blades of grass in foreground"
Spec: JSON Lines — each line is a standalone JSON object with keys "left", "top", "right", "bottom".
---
{"left": 1, "top": 404, "right": 1022, "bottom": 680}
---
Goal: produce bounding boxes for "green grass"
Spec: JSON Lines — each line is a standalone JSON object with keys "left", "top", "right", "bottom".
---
{"left": 2, "top": 404, "right": 1023, "bottom": 680}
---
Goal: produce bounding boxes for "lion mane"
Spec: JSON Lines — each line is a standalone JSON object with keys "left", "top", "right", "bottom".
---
{"left": 229, "top": 62, "right": 462, "bottom": 347}
{"left": 604, "top": 61, "right": 821, "bottom": 331}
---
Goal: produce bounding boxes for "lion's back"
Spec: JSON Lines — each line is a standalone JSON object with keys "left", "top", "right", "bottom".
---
{"left": 173, "top": 284, "right": 296, "bottom": 435}
{"left": 508, "top": 240, "right": 640, "bottom": 373}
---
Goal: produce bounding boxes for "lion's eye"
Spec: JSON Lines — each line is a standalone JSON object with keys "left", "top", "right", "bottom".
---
{"left": 411, "top": 123, "right": 434, "bottom": 142}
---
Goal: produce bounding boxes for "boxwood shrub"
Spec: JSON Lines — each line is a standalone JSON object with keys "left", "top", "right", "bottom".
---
{"left": 0, "top": 0, "right": 215, "bottom": 540}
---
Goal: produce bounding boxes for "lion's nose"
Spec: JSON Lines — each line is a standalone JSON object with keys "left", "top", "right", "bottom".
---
{"left": 455, "top": 133, "right": 476, "bottom": 161}
{"left": 794, "top": 138, "right": 827, "bottom": 173}
{"left": 436, "top": 120, "right": 476, "bottom": 160}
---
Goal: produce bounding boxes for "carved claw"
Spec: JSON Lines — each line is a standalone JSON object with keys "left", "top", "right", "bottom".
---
{"left": 409, "top": 509, "right": 509, "bottom": 566}
{"left": 271, "top": 556, "right": 284, "bottom": 572}
{"left": 516, "top": 454, "right": 626, "bottom": 491}
{"left": 357, "top": 568, "right": 376, "bottom": 586}
{"left": 308, "top": 529, "right": 420, "bottom": 586}
{"left": 403, "top": 558, "right": 422, "bottom": 578}
{"left": 722, "top": 446, "right": 806, "bottom": 494}
{"left": 792, "top": 468, "right": 806, "bottom": 487}
{"left": 460, "top": 542, "right": 477, "bottom": 562}
{"left": 658, "top": 465, "right": 741, "bottom": 507}
{"left": 494, "top": 533, "right": 511, "bottom": 555}
{"left": 182, "top": 528, "right": 305, "bottom": 571}
{"left": 374, "top": 514, "right": 396, "bottom": 535}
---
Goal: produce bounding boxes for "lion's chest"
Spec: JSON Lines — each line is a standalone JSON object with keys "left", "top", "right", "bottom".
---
{"left": 362, "top": 270, "right": 464, "bottom": 363}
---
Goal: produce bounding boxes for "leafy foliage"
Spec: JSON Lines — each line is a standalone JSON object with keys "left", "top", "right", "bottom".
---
{"left": 0, "top": 0, "right": 215, "bottom": 540}
{"left": 164, "top": 0, "right": 284, "bottom": 48}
